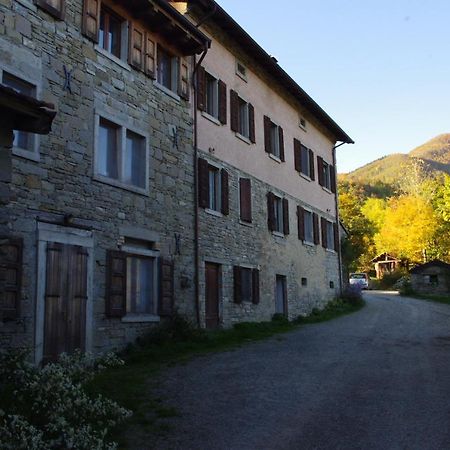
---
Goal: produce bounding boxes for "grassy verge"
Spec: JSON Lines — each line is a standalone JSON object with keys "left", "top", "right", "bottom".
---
{"left": 88, "top": 296, "right": 364, "bottom": 447}
{"left": 401, "top": 292, "right": 450, "bottom": 305}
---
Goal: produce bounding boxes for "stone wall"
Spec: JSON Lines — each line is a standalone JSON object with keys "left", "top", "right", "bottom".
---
{"left": 411, "top": 268, "right": 450, "bottom": 295}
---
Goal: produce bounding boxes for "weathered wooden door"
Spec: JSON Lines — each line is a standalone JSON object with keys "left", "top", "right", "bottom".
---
{"left": 275, "top": 275, "right": 287, "bottom": 316}
{"left": 43, "top": 242, "right": 88, "bottom": 362}
{"left": 205, "top": 262, "right": 220, "bottom": 329}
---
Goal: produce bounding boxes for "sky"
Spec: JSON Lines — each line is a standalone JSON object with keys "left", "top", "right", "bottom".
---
{"left": 215, "top": 0, "right": 450, "bottom": 173}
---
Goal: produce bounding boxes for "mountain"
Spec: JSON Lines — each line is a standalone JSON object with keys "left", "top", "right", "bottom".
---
{"left": 340, "top": 134, "right": 450, "bottom": 192}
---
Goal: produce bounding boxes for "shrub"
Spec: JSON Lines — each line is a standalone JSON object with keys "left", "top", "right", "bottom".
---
{"left": 395, "top": 276, "right": 414, "bottom": 295}
{"left": 271, "top": 313, "right": 289, "bottom": 323}
{"left": 342, "top": 284, "right": 363, "bottom": 306}
{"left": 379, "top": 269, "right": 408, "bottom": 289}
{"left": 0, "top": 350, "right": 131, "bottom": 450}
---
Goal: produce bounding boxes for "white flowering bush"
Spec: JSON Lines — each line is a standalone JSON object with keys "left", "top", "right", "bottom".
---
{"left": 0, "top": 350, "right": 132, "bottom": 450}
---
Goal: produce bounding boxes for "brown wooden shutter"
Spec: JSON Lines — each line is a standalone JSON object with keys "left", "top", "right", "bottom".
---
{"left": 36, "top": 0, "right": 65, "bottom": 19}
{"left": 128, "top": 23, "right": 145, "bottom": 71}
{"left": 252, "top": 269, "right": 260, "bottom": 304}
{"left": 144, "top": 34, "right": 156, "bottom": 78}
{"left": 218, "top": 80, "right": 227, "bottom": 124}
{"left": 198, "top": 157, "right": 209, "bottom": 208}
{"left": 249, "top": 103, "right": 255, "bottom": 143}
{"left": 159, "top": 258, "right": 174, "bottom": 317}
{"left": 82, "top": 0, "right": 101, "bottom": 43}
{"left": 239, "top": 178, "right": 252, "bottom": 223}
{"left": 279, "top": 127, "right": 285, "bottom": 161}
{"left": 321, "top": 217, "right": 328, "bottom": 248}
{"left": 0, "top": 237, "right": 23, "bottom": 321}
{"left": 264, "top": 116, "right": 271, "bottom": 153}
{"left": 294, "top": 139, "right": 301, "bottom": 173}
{"left": 330, "top": 165, "right": 337, "bottom": 193}
{"left": 282, "top": 198, "right": 290, "bottom": 235}
{"left": 313, "top": 213, "right": 320, "bottom": 245}
{"left": 233, "top": 266, "right": 242, "bottom": 304}
{"left": 196, "top": 66, "right": 206, "bottom": 111}
{"left": 179, "top": 57, "right": 189, "bottom": 101}
{"left": 309, "top": 149, "right": 315, "bottom": 181}
{"left": 297, "top": 206, "right": 305, "bottom": 241}
{"left": 230, "top": 90, "right": 239, "bottom": 132}
{"left": 317, "top": 156, "right": 324, "bottom": 186}
{"left": 267, "top": 192, "right": 275, "bottom": 231}
{"left": 105, "top": 250, "right": 127, "bottom": 318}
{"left": 221, "top": 168, "right": 229, "bottom": 215}
{"left": 333, "top": 223, "right": 339, "bottom": 251}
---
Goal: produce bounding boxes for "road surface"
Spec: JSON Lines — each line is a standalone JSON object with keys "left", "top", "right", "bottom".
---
{"left": 148, "top": 291, "right": 450, "bottom": 450}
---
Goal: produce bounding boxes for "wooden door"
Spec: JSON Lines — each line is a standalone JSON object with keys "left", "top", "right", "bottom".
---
{"left": 205, "top": 262, "right": 220, "bottom": 329}
{"left": 275, "top": 275, "right": 287, "bottom": 316}
{"left": 43, "top": 242, "right": 88, "bottom": 362}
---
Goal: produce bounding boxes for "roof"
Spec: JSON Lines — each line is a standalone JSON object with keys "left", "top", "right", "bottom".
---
{"left": 117, "top": 0, "right": 210, "bottom": 55}
{"left": 186, "top": 0, "right": 353, "bottom": 144}
{"left": 371, "top": 252, "right": 400, "bottom": 263}
{"left": 0, "top": 85, "right": 56, "bottom": 134}
{"left": 410, "top": 260, "right": 450, "bottom": 274}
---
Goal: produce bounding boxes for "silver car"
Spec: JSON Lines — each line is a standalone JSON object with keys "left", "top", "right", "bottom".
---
{"left": 349, "top": 273, "right": 369, "bottom": 289}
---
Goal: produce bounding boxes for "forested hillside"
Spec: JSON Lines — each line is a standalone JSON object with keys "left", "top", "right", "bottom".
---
{"left": 338, "top": 134, "right": 450, "bottom": 272}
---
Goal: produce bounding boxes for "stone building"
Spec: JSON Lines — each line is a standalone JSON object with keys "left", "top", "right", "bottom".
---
{"left": 410, "top": 260, "right": 450, "bottom": 295}
{"left": 0, "top": 0, "right": 352, "bottom": 362}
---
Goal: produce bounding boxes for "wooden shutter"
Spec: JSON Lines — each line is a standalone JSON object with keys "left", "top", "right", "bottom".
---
{"left": 128, "top": 23, "right": 145, "bottom": 71}
{"left": 317, "top": 156, "right": 324, "bottom": 186}
{"left": 82, "top": 0, "right": 101, "bottom": 43}
{"left": 330, "top": 165, "right": 337, "bottom": 193}
{"left": 309, "top": 149, "right": 315, "bottom": 180}
{"left": 196, "top": 66, "right": 206, "bottom": 111}
{"left": 294, "top": 139, "right": 301, "bottom": 173}
{"left": 264, "top": 116, "right": 271, "bottom": 153}
{"left": 218, "top": 80, "right": 227, "bottom": 124}
{"left": 279, "top": 127, "right": 285, "bottom": 161}
{"left": 198, "top": 157, "right": 209, "bottom": 208}
{"left": 230, "top": 90, "right": 239, "bottom": 132}
{"left": 282, "top": 198, "right": 290, "bottom": 235}
{"left": 252, "top": 269, "right": 260, "bottom": 304}
{"left": 179, "top": 57, "right": 189, "bottom": 101}
{"left": 221, "top": 168, "right": 229, "bottom": 215}
{"left": 233, "top": 266, "right": 242, "bottom": 304}
{"left": 313, "top": 213, "right": 320, "bottom": 245}
{"left": 36, "top": 0, "right": 65, "bottom": 19}
{"left": 144, "top": 34, "right": 156, "bottom": 78}
{"left": 105, "top": 250, "right": 127, "bottom": 318}
{"left": 159, "top": 258, "right": 174, "bottom": 317}
{"left": 333, "top": 223, "right": 339, "bottom": 252}
{"left": 0, "top": 237, "right": 23, "bottom": 321}
{"left": 249, "top": 103, "right": 255, "bottom": 143}
{"left": 321, "top": 217, "right": 328, "bottom": 248}
{"left": 239, "top": 178, "right": 252, "bottom": 223}
{"left": 267, "top": 192, "right": 276, "bottom": 231}
{"left": 297, "top": 206, "right": 305, "bottom": 241}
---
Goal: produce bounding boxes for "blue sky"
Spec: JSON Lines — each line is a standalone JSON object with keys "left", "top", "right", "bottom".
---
{"left": 215, "top": 0, "right": 450, "bottom": 173}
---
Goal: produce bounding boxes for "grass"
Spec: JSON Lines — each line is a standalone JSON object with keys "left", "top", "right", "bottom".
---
{"left": 402, "top": 292, "right": 450, "bottom": 305}
{"left": 88, "top": 296, "right": 364, "bottom": 448}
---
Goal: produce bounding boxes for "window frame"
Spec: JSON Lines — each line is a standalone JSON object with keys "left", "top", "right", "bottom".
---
{"left": 269, "top": 122, "right": 281, "bottom": 159}
{"left": 94, "top": 113, "right": 149, "bottom": 194}
{"left": 300, "top": 145, "right": 311, "bottom": 178}
{"left": 322, "top": 161, "right": 332, "bottom": 191}
{"left": 121, "top": 242, "right": 160, "bottom": 322}
{"left": 326, "top": 220, "right": 336, "bottom": 251}
{"left": 303, "top": 209, "right": 314, "bottom": 244}
{"left": 207, "top": 164, "right": 222, "bottom": 213}
{"left": 237, "top": 96, "right": 250, "bottom": 139}
{"left": 1, "top": 68, "right": 41, "bottom": 162}
{"left": 205, "top": 71, "right": 219, "bottom": 120}
{"left": 97, "top": 5, "right": 128, "bottom": 62}
{"left": 273, "top": 195, "right": 284, "bottom": 234}
{"left": 235, "top": 59, "right": 248, "bottom": 82}
{"left": 156, "top": 44, "right": 179, "bottom": 94}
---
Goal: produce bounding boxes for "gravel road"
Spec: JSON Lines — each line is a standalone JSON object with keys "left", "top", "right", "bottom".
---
{"left": 148, "top": 292, "right": 450, "bottom": 450}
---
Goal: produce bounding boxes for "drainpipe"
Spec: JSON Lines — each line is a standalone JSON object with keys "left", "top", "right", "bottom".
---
{"left": 192, "top": 46, "right": 208, "bottom": 327}
{"left": 332, "top": 141, "right": 347, "bottom": 295}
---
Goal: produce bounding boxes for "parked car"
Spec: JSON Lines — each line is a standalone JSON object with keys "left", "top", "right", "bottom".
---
{"left": 349, "top": 273, "right": 369, "bottom": 289}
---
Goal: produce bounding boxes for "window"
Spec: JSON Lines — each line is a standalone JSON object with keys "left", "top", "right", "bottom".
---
{"left": 297, "top": 206, "right": 319, "bottom": 244}
{"left": 267, "top": 192, "right": 289, "bottom": 235}
{"left": 299, "top": 117, "right": 307, "bottom": 129}
{"left": 197, "top": 158, "right": 229, "bottom": 215}
{"left": 236, "top": 60, "right": 247, "bottom": 81}
{"left": 208, "top": 166, "right": 221, "bottom": 212}
{"left": 233, "top": 266, "right": 259, "bottom": 304}
{"left": 96, "top": 116, "right": 147, "bottom": 191}
{"left": 206, "top": 72, "right": 218, "bottom": 118}
{"left": 197, "top": 67, "right": 227, "bottom": 123}
{"left": 294, "top": 139, "right": 314, "bottom": 179}
{"left": 301, "top": 277, "right": 307, "bottom": 286}
{"left": 321, "top": 218, "right": 338, "bottom": 251}
{"left": 425, "top": 274, "right": 439, "bottom": 285}
{"left": 230, "top": 90, "right": 255, "bottom": 142}
{"left": 317, "top": 156, "right": 336, "bottom": 192}
{"left": 264, "top": 116, "right": 284, "bottom": 161}
{"left": 99, "top": 7, "right": 125, "bottom": 59}
{"left": 36, "top": 0, "right": 65, "bottom": 19}
{"left": 2, "top": 72, "right": 37, "bottom": 155}
{"left": 239, "top": 178, "right": 252, "bottom": 223}
{"left": 304, "top": 210, "right": 314, "bottom": 243}
{"left": 126, "top": 254, "right": 155, "bottom": 314}
{"left": 157, "top": 45, "right": 179, "bottom": 92}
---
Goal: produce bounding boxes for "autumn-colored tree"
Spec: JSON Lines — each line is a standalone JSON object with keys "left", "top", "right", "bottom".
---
{"left": 361, "top": 198, "right": 387, "bottom": 233}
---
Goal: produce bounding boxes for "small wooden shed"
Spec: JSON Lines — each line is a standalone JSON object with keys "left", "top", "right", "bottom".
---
{"left": 371, "top": 253, "right": 400, "bottom": 279}
{"left": 410, "top": 260, "right": 450, "bottom": 295}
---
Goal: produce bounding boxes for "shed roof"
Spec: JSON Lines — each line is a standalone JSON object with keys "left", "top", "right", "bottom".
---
{"left": 371, "top": 252, "right": 400, "bottom": 263}
{"left": 410, "top": 260, "right": 450, "bottom": 274}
